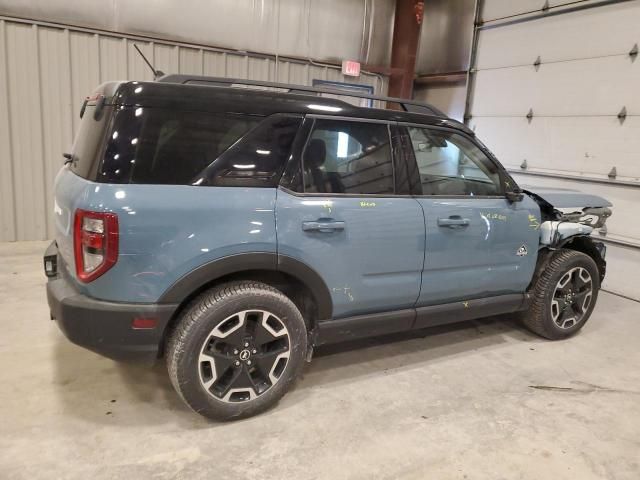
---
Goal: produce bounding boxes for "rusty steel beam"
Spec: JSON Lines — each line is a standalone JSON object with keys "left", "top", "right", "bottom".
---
{"left": 414, "top": 71, "right": 468, "bottom": 84}
{"left": 388, "top": 0, "right": 424, "bottom": 100}
{"left": 361, "top": 64, "right": 405, "bottom": 76}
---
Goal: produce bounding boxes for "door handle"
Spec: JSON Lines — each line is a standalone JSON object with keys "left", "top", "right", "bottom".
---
{"left": 437, "top": 216, "right": 470, "bottom": 228}
{"left": 302, "top": 220, "right": 346, "bottom": 233}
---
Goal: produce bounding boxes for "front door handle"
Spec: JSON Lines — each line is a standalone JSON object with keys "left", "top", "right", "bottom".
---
{"left": 302, "top": 220, "right": 346, "bottom": 233}
{"left": 437, "top": 216, "right": 470, "bottom": 228}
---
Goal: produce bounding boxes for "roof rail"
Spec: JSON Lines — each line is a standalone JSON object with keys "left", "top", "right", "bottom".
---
{"left": 156, "top": 74, "right": 446, "bottom": 117}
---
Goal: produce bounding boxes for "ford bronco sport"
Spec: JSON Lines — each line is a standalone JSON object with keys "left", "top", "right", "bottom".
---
{"left": 45, "top": 76, "right": 612, "bottom": 420}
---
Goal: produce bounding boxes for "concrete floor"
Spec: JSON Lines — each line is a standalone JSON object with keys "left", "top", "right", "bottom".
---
{"left": 1, "top": 241, "right": 639, "bottom": 480}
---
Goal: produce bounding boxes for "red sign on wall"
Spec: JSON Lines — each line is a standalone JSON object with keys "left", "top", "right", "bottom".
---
{"left": 341, "top": 60, "right": 361, "bottom": 77}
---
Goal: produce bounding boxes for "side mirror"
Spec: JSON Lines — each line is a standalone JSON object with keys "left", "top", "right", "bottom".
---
{"left": 506, "top": 189, "right": 524, "bottom": 203}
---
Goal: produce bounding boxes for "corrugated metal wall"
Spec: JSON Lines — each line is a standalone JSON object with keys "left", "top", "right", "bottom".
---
{"left": 467, "top": 0, "right": 640, "bottom": 300}
{"left": 0, "top": 0, "right": 396, "bottom": 67}
{"left": 0, "top": 16, "right": 386, "bottom": 242}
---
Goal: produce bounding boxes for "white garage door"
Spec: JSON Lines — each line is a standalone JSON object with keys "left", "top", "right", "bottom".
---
{"left": 468, "top": 0, "right": 640, "bottom": 300}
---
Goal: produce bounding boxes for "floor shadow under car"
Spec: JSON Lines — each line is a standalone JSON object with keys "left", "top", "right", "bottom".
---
{"left": 51, "top": 313, "right": 539, "bottom": 426}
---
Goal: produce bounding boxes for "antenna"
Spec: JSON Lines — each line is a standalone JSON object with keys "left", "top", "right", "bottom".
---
{"left": 133, "top": 44, "right": 165, "bottom": 79}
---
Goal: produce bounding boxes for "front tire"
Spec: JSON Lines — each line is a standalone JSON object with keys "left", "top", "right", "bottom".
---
{"left": 166, "top": 281, "right": 307, "bottom": 420}
{"left": 522, "top": 249, "right": 600, "bottom": 340}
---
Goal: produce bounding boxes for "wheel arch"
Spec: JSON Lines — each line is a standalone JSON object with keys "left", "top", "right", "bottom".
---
{"left": 531, "top": 235, "right": 606, "bottom": 291}
{"left": 560, "top": 235, "right": 606, "bottom": 283}
{"left": 157, "top": 253, "right": 333, "bottom": 355}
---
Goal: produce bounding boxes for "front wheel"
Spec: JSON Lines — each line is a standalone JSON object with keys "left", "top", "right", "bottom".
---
{"left": 166, "top": 281, "right": 308, "bottom": 420}
{"left": 522, "top": 249, "right": 600, "bottom": 340}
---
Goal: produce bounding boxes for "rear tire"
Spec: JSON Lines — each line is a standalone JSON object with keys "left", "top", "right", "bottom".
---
{"left": 522, "top": 249, "right": 600, "bottom": 340}
{"left": 166, "top": 281, "right": 307, "bottom": 420}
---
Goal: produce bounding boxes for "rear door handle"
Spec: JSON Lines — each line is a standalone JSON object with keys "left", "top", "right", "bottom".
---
{"left": 437, "top": 216, "right": 470, "bottom": 228}
{"left": 302, "top": 220, "right": 346, "bottom": 233}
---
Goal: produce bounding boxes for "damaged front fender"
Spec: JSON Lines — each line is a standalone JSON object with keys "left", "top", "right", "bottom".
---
{"left": 536, "top": 222, "right": 607, "bottom": 283}
{"left": 525, "top": 187, "right": 613, "bottom": 244}
{"left": 524, "top": 187, "right": 612, "bottom": 210}
{"left": 540, "top": 221, "right": 593, "bottom": 246}
{"left": 525, "top": 187, "right": 610, "bottom": 283}
{"left": 560, "top": 207, "right": 612, "bottom": 229}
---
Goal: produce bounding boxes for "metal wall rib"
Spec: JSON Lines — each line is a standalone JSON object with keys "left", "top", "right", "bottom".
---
{"left": 0, "top": 16, "right": 386, "bottom": 242}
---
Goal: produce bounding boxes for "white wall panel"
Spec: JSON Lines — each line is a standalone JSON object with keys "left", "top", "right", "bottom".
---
{"left": 414, "top": 83, "right": 467, "bottom": 121}
{"left": 38, "top": 26, "right": 74, "bottom": 238}
{"left": 0, "top": 20, "right": 16, "bottom": 241}
{"left": 598, "top": 244, "right": 640, "bottom": 300}
{"left": 127, "top": 41, "right": 155, "bottom": 81}
{"left": 0, "top": 17, "right": 386, "bottom": 242}
{"left": 202, "top": 51, "right": 226, "bottom": 78}
{"left": 69, "top": 31, "right": 100, "bottom": 134}
{"left": 481, "top": 0, "right": 603, "bottom": 23}
{"left": 5, "top": 22, "right": 46, "bottom": 240}
{"left": 482, "top": 0, "right": 546, "bottom": 21}
{"left": 153, "top": 44, "right": 179, "bottom": 77}
{"left": 473, "top": 116, "right": 640, "bottom": 180}
{"left": 178, "top": 47, "right": 204, "bottom": 76}
{"left": 472, "top": 55, "right": 639, "bottom": 116}
{"left": 477, "top": 1, "right": 640, "bottom": 69}
{"left": 99, "top": 37, "right": 128, "bottom": 81}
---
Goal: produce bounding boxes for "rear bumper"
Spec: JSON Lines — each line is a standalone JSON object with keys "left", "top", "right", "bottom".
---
{"left": 46, "top": 249, "right": 177, "bottom": 362}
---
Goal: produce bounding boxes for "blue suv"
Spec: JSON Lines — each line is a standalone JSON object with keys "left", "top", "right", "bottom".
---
{"left": 45, "top": 76, "right": 612, "bottom": 420}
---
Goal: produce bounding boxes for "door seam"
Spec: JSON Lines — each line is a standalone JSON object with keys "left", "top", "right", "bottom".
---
{"left": 414, "top": 197, "right": 427, "bottom": 317}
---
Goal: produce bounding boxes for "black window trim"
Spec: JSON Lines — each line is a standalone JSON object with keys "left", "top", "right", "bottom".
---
{"left": 397, "top": 122, "right": 515, "bottom": 199}
{"left": 279, "top": 116, "right": 313, "bottom": 193}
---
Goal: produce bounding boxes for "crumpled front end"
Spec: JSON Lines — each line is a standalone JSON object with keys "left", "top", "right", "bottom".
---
{"left": 524, "top": 186, "right": 613, "bottom": 247}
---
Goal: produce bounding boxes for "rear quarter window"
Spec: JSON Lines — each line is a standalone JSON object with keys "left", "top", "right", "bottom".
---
{"left": 98, "top": 107, "right": 301, "bottom": 186}
{"left": 196, "top": 114, "right": 302, "bottom": 187}
{"left": 100, "top": 108, "right": 261, "bottom": 184}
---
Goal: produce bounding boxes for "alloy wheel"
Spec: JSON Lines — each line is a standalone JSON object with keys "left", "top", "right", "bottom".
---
{"left": 198, "top": 310, "right": 290, "bottom": 403}
{"left": 550, "top": 267, "right": 593, "bottom": 329}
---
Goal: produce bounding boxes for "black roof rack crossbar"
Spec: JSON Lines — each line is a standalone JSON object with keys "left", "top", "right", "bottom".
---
{"left": 157, "top": 74, "right": 445, "bottom": 116}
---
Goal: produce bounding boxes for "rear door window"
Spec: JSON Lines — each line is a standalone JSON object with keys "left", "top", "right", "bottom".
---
{"left": 302, "top": 119, "right": 394, "bottom": 195}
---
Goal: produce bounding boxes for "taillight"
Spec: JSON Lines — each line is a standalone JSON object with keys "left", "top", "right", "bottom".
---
{"left": 74, "top": 209, "right": 119, "bottom": 282}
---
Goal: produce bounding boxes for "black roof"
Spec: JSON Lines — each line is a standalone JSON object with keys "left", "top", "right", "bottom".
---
{"left": 98, "top": 79, "right": 472, "bottom": 135}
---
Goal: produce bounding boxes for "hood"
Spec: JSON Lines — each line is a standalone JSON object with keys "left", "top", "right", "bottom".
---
{"left": 523, "top": 186, "right": 612, "bottom": 209}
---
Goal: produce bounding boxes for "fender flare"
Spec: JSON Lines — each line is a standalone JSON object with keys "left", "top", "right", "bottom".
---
{"left": 158, "top": 252, "right": 333, "bottom": 320}
{"left": 559, "top": 235, "right": 607, "bottom": 283}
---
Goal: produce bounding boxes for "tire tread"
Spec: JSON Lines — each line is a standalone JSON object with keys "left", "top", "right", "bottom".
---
{"left": 522, "top": 249, "right": 599, "bottom": 339}
{"left": 165, "top": 280, "right": 306, "bottom": 419}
